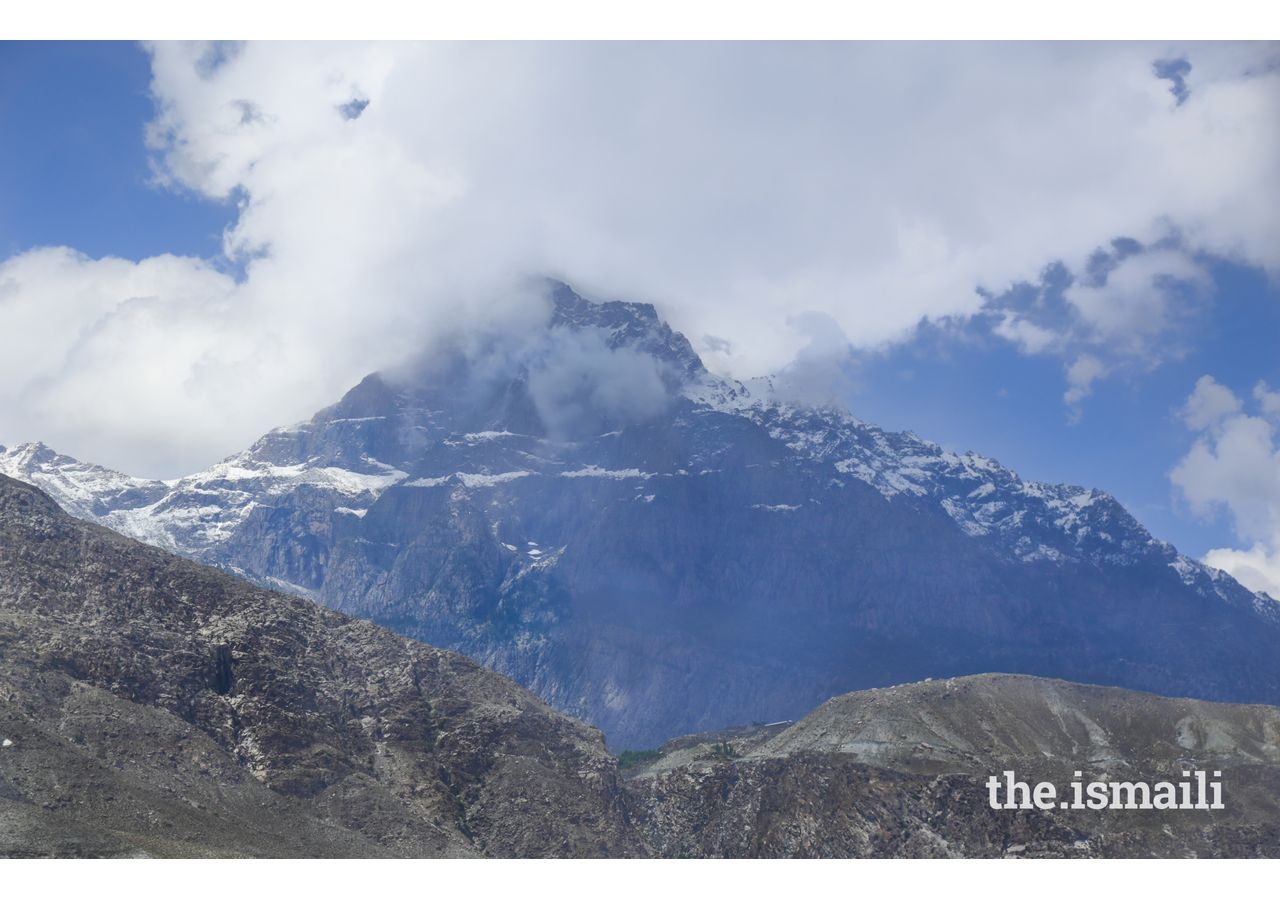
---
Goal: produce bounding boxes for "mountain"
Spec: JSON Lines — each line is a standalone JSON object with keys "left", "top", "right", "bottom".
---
{"left": 0, "top": 473, "right": 637, "bottom": 857}
{"left": 3, "top": 281, "right": 1279, "bottom": 749}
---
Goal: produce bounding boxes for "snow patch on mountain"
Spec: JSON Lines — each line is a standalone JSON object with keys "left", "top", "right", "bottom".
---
{"left": 407, "top": 471, "right": 533, "bottom": 488}
{"left": 560, "top": 466, "right": 654, "bottom": 480}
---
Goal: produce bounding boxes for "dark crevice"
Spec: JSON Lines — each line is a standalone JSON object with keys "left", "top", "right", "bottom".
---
{"left": 213, "top": 644, "right": 235, "bottom": 695}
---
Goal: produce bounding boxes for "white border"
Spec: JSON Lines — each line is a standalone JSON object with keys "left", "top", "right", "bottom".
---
{"left": 3, "top": 0, "right": 1279, "bottom": 40}
{"left": 2, "top": 0, "right": 1278, "bottom": 885}
{"left": 2, "top": 857, "right": 1274, "bottom": 897}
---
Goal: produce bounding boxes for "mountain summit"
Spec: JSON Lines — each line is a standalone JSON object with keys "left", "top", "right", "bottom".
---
{"left": 3, "top": 282, "right": 1278, "bottom": 747}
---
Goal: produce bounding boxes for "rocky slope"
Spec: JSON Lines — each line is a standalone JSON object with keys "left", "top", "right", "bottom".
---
{"left": 625, "top": 674, "right": 1280, "bottom": 858}
{"left": 4, "top": 282, "right": 1278, "bottom": 748}
{"left": 0, "top": 474, "right": 638, "bottom": 857}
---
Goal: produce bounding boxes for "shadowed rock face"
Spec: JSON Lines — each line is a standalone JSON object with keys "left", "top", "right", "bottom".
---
{"left": 0, "top": 474, "right": 638, "bottom": 858}
{"left": 624, "top": 674, "right": 1280, "bottom": 858}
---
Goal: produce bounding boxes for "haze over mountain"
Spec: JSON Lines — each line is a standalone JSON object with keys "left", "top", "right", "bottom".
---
{"left": 3, "top": 283, "right": 1278, "bottom": 748}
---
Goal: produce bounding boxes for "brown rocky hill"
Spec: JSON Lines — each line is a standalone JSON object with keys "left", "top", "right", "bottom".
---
{"left": 625, "top": 674, "right": 1280, "bottom": 857}
{"left": 0, "top": 474, "right": 637, "bottom": 857}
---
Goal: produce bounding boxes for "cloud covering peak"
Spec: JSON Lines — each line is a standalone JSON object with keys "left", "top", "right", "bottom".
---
{"left": 1, "top": 41, "right": 1277, "bottom": 476}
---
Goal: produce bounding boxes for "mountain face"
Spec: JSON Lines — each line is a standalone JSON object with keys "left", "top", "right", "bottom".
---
{"left": 3, "top": 282, "right": 1278, "bottom": 749}
{"left": 0, "top": 474, "right": 637, "bottom": 857}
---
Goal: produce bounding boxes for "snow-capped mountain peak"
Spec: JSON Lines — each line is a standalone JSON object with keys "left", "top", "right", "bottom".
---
{"left": 4, "top": 284, "right": 1278, "bottom": 746}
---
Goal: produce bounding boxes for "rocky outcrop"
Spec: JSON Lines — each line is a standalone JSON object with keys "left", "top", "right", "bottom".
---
{"left": 0, "top": 474, "right": 638, "bottom": 857}
{"left": 624, "top": 675, "right": 1280, "bottom": 858}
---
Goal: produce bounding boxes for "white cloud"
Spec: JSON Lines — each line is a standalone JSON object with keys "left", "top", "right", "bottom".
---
{"left": 994, "top": 316, "right": 1058, "bottom": 355}
{"left": 526, "top": 328, "right": 675, "bottom": 440}
{"left": 1064, "top": 354, "right": 1106, "bottom": 417}
{"left": 990, "top": 243, "right": 1218, "bottom": 420}
{"left": 1171, "top": 376, "right": 1280, "bottom": 599}
{"left": 1203, "top": 545, "right": 1280, "bottom": 601}
{"left": 1255, "top": 381, "right": 1280, "bottom": 421}
{"left": 1181, "top": 374, "right": 1243, "bottom": 431}
{"left": 1062, "top": 248, "right": 1210, "bottom": 345}
{"left": 1, "top": 41, "right": 1278, "bottom": 475}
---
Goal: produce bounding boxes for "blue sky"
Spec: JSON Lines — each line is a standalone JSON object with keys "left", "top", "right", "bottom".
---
{"left": 0, "top": 41, "right": 1277, "bottom": 590}
{"left": 0, "top": 42, "right": 230, "bottom": 261}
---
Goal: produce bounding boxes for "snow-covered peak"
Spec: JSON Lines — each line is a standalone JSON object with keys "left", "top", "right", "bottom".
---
{"left": 4, "top": 286, "right": 1272, "bottom": 626}
{"left": 0, "top": 441, "right": 167, "bottom": 520}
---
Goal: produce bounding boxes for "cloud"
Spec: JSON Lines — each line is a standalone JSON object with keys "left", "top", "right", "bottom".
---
{"left": 0, "top": 247, "right": 240, "bottom": 476}
{"left": 1255, "top": 382, "right": 1280, "bottom": 420}
{"left": 1171, "top": 376, "right": 1280, "bottom": 598}
{"left": 1063, "top": 354, "right": 1107, "bottom": 418}
{"left": 526, "top": 328, "right": 675, "bottom": 440}
{"left": 993, "top": 316, "right": 1057, "bottom": 354}
{"left": 1, "top": 41, "right": 1278, "bottom": 475}
{"left": 986, "top": 241, "right": 1216, "bottom": 420}
{"left": 768, "top": 311, "right": 859, "bottom": 409}
{"left": 1061, "top": 247, "right": 1210, "bottom": 347}
{"left": 1181, "top": 374, "right": 1243, "bottom": 431}
{"left": 1202, "top": 545, "right": 1280, "bottom": 602}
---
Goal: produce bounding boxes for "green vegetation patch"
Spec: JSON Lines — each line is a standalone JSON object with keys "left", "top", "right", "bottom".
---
{"left": 616, "top": 749, "right": 663, "bottom": 770}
